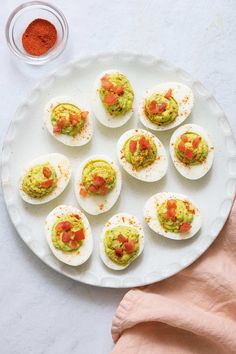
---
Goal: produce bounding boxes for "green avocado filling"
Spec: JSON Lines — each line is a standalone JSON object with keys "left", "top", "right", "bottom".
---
{"left": 144, "top": 93, "right": 178, "bottom": 125}
{"left": 174, "top": 132, "right": 209, "bottom": 165}
{"left": 123, "top": 134, "right": 157, "bottom": 169}
{"left": 52, "top": 214, "right": 85, "bottom": 252}
{"left": 51, "top": 103, "right": 86, "bottom": 137}
{"left": 22, "top": 162, "right": 57, "bottom": 198}
{"left": 99, "top": 72, "right": 134, "bottom": 116}
{"left": 157, "top": 199, "right": 194, "bottom": 233}
{"left": 82, "top": 160, "right": 116, "bottom": 196}
{"left": 104, "top": 225, "right": 140, "bottom": 265}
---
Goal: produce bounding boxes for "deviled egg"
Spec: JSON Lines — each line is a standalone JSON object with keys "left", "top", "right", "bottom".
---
{"left": 74, "top": 154, "right": 122, "bottom": 215}
{"left": 139, "top": 82, "right": 194, "bottom": 131}
{"left": 144, "top": 192, "right": 202, "bottom": 240}
{"left": 92, "top": 70, "right": 134, "bottom": 128}
{"left": 19, "top": 153, "right": 71, "bottom": 205}
{"left": 44, "top": 96, "right": 93, "bottom": 146}
{"left": 117, "top": 128, "right": 168, "bottom": 182}
{"left": 100, "top": 213, "right": 144, "bottom": 270}
{"left": 169, "top": 124, "right": 214, "bottom": 180}
{"left": 45, "top": 205, "right": 93, "bottom": 266}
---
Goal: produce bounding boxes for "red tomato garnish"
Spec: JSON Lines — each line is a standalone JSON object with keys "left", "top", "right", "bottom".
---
{"left": 129, "top": 140, "right": 137, "bottom": 153}
{"left": 69, "top": 113, "right": 79, "bottom": 126}
{"left": 93, "top": 175, "right": 105, "bottom": 186}
{"left": 179, "top": 222, "right": 191, "bottom": 233}
{"left": 80, "top": 111, "right": 88, "bottom": 120}
{"left": 53, "top": 125, "right": 61, "bottom": 133}
{"left": 102, "top": 80, "right": 113, "bottom": 90}
{"left": 80, "top": 187, "right": 88, "bottom": 197}
{"left": 103, "top": 93, "right": 118, "bottom": 105}
{"left": 74, "top": 229, "right": 85, "bottom": 241}
{"left": 115, "top": 247, "right": 123, "bottom": 256}
{"left": 139, "top": 136, "right": 150, "bottom": 150}
{"left": 101, "top": 74, "right": 109, "bottom": 81}
{"left": 178, "top": 141, "right": 186, "bottom": 153}
{"left": 99, "top": 185, "right": 108, "bottom": 195}
{"left": 70, "top": 240, "right": 78, "bottom": 249}
{"left": 40, "top": 179, "right": 54, "bottom": 188}
{"left": 180, "top": 134, "right": 188, "bottom": 143}
{"left": 118, "top": 234, "right": 127, "bottom": 243}
{"left": 62, "top": 232, "right": 71, "bottom": 243}
{"left": 167, "top": 208, "right": 176, "bottom": 221}
{"left": 89, "top": 184, "right": 99, "bottom": 193}
{"left": 124, "top": 241, "right": 135, "bottom": 253}
{"left": 113, "top": 86, "right": 124, "bottom": 95}
{"left": 148, "top": 100, "right": 158, "bottom": 113}
{"left": 192, "top": 136, "right": 202, "bottom": 148}
{"left": 56, "top": 221, "right": 72, "bottom": 232}
{"left": 57, "top": 117, "right": 67, "bottom": 129}
{"left": 167, "top": 199, "right": 177, "bottom": 209}
{"left": 185, "top": 149, "right": 194, "bottom": 160}
{"left": 157, "top": 102, "right": 167, "bottom": 113}
{"left": 42, "top": 166, "right": 52, "bottom": 178}
{"left": 164, "top": 88, "right": 172, "bottom": 99}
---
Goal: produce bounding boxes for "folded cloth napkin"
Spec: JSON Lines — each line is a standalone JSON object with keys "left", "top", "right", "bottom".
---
{"left": 111, "top": 200, "right": 236, "bottom": 354}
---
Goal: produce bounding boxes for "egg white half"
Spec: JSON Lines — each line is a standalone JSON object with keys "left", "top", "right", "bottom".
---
{"left": 169, "top": 124, "right": 214, "bottom": 180}
{"left": 45, "top": 205, "right": 93, "bottom": 266}
{"left": 91, "top": 70, "right": 134, "bottom": 128}
{"left": 139, "top": 82, "right": 194, "bottom": 131}
{"left": 19, "top": 153, "right": 71, "bottom": 205}
{"left": 74, "top": 154, "right": 122, "bottom": 215}
{"left": 144, "top": 192, "right": 202, "bottom": 240}
{"left": 44, "top": 96, "right": 93, "bottom": 146}
{"left": 117, "top": 128, "right": 168, "bottom": 182}
{"left": 100, "top": 213, "right": 144, "bottom": 270}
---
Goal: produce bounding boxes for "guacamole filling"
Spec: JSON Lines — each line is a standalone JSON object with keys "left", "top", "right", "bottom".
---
{"left": 144, "top": 89, "right": 178, "bottom": 125}
{"left": 51, "top": 103, "right": 88, "bottom": 137}
{"left": 175, "top": 132, "right": 209, "bottom": 165}
{"left": 158, "top": 199, "right": 194, "bottom": 233}
{"left": 80, "top": 160, "right": 116, "bottom": 197}
{"left": 22, "top": 163, "right": 57, "bottom": 198}
{"left": 99, "top": 72, "right": 134, "bottom": 116}
{"left": 52, "top": 214, "right": 85, "bottom": 252}
{"left": 104, "top": 225, "right": 140, "bottom": 265}
{"left": 123, "top": 134, "right": 157, "bottom": 169}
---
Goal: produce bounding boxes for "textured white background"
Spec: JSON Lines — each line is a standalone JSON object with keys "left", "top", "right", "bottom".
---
{"left": 1, "top": 1, "right": 236, "bottom": 354}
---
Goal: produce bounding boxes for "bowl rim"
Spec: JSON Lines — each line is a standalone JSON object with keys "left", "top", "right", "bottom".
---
{"left": 5, "top": 0, "right": 69, "bottom": 64}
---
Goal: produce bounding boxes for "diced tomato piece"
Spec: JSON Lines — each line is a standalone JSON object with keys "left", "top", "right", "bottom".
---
{"left": 179, "top": 222, "right": 192, "bottom": 233}
{"left": 157, "top": 102, "right": 167, "bottom": 113}
{"left": 103, "top": 93, "right": 118, "bottom": 105}
{"left": 148, "top": 100, "right": 158, "bottom": 113}
{"left": 81, "top": 111, "right": 88, "bottom": 120}
{"left": 74, "top": 229, "right": 85, "bottom": 241}
{"left": 80, "top": 187, "right": 88, "bottom": 197}
{"left": 42, "top": 166, "right": 52, "bottom": 178}
{"left": 164, "top": 88, "right": 172, "bottom": 99}
{"left": 167, "top": 199, "right": 177, "bottom": 209}
{"left": 113, "top": 86, "right": 124, "bottom": 95}
{"left": 167, "top": 208, "right": 176, "bottom": 221}
{"left": 129, "top": 140, "right": 137, "bottom": 153}
{"left": 139, "top": 136, "right": 150, "bottom": 150}
{"left": 99, "top": 185, "right": 108, "bottom": 195}
{"left": 178, "top": 141, "right": 186, "bottom": 153}
{"left": 185, "top": 148, "right": 194, "bottom": 160}
{"left": 70, "top": 240, "right": 78, "bottom": 249}
{"left": 89, "top": 184, "right": 99, "bottom": 193}
{"left": 57, "top": 117, "right": 67, "bottom": 129}
{"left": 192, "top": 136, "right": 202, "bottom": 148}
{"left": 62, "top": 232, "right": 71, "bottom": 243}
{"left": 124, "top": 241, "right": 135, "bottom": 253}
{"left": 56, "top": 221, "right": 72, "bottom": 232}
{"left": 93, "top": 175, "right": 105, "bottom": 186}
{"left": 115, "top": 247, "right": 123, "bottom": 256}
{"left": 118, "top": 234, "right": 127, "bottom": 243}
{"left": 53, "top": 125, "right": 61, "bottom": 133}
{"left": 101, "top": 74, "right": 109, "bottom": 81}
{"left": 180, "top": 134, "right": 188, "bottom": 143}
{"left": 102, "top": 79, "right": 113, "bottom": 90}
{"left": 40, "top": 179, "right": 54, "bottom": 188}
{"left": 69, "top": 113, "right": 79, "bottom": 126}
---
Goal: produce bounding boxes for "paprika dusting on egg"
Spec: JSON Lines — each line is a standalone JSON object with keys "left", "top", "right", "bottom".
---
{"left": 22, "top": 18, "right": 57, "bottom": 56}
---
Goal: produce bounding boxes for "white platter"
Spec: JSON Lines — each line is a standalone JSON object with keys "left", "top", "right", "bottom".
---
{"left": 1, "top": 52, "right": 236, "bottom": 288}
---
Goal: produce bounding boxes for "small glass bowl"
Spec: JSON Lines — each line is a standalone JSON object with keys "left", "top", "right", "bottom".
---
{"left": 5, "top": 1, "right": 69, "bottom": 65}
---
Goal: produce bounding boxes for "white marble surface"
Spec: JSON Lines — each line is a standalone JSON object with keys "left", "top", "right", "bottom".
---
{"left": 0, "top": 1, "right": 235, "bottom": 353}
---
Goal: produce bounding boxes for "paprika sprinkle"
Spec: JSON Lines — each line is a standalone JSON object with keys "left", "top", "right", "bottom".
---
{"left": 22, "top": 18, "right": 57, "bottom": 56}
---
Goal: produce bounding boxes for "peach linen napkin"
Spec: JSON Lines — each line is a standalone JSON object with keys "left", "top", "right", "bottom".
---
{"left": 111, "top": 200, "right": 236, "bottom": 354}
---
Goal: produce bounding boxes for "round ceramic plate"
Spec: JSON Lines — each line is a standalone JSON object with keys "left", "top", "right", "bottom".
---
{"left": 2, "top": 52, "right": 236, "bottom": 288}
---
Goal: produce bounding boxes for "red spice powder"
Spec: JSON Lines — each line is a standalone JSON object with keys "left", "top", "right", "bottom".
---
{"left": 22, "top": 18, "right": 57, "bottom": 56}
